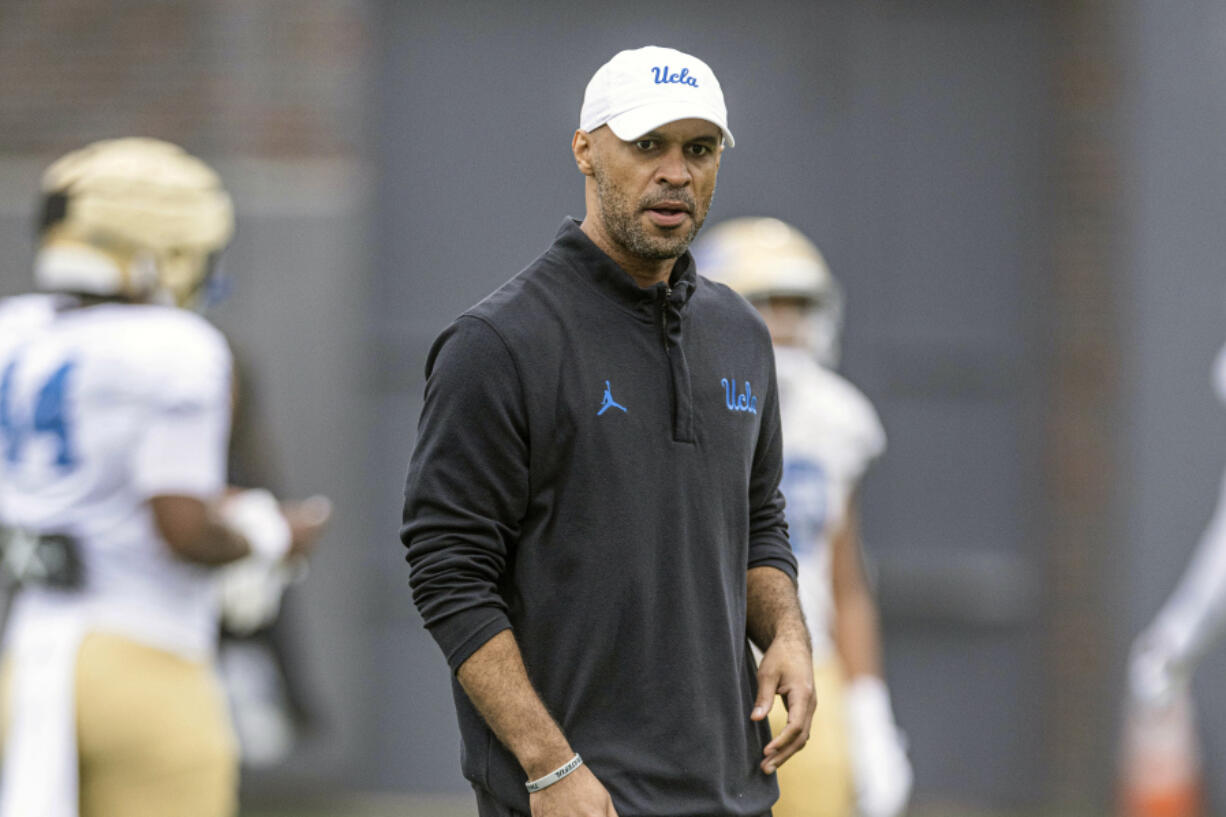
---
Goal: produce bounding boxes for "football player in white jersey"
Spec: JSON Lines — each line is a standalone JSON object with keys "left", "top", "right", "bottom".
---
{"left": 0, "top": 138, "right": 328, "bottom": 817}
{"left": 693, "top": 218, "right": 912, "bottom": 817}
{"left": 1128, "top": 343, "right": 1226, "bottom": 709}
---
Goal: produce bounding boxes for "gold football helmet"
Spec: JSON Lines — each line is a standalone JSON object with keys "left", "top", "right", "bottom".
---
{"left": 35, "top": 137, "right": 234, "bottom": 308}
{"left": 692, "top": 217, "right": 844, "bottom": 367}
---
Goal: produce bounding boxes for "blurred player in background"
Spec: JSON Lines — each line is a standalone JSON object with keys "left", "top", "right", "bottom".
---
{"left": 0, "top": 137, "right": 329, "bottom": 817}
{"left": 1128, "top": 345, "right": 1226, "bottom": 698}
{"left": 694, "top": 217, "right": 912, "bottom": 817}
{"left": 1122, "top": 342, "right": 1226, "bottom": 817}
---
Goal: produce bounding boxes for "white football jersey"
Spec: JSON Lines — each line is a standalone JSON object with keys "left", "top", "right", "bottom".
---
{"left": 0, "top": 295, "right": 232, "bottom": 659}
{"left": 1214, "top": 342, "right": 1226, "bottom": 404}
{"left": 775, "top": 345, "right": 886, "bottom": 660}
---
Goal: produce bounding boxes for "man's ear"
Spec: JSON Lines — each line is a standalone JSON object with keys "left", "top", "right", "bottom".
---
{"left": 572, "top": 129, "right": 596, "bottom": 177}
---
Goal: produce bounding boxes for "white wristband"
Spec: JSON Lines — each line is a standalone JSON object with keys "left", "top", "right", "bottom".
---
{"left": 525, "top": 753, "right": 583, "bottom": 793}
{"left": 220, "top": 489, "right": 292, "bottom": 561}
{"left": 846, "top": 675, "right": 893, "bottom": 730}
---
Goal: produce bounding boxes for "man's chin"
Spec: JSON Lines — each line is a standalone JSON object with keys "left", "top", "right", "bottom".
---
{"left": 605, "top": 216, "right": 697, "bottom": 261}
{"left": 639, "top": 222, "right": 696, "bottom": 253}
{"left": 645, "top": 242, "right": 693, "bottom": 261}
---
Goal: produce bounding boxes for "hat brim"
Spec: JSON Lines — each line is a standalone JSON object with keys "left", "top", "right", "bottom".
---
{"left": 606, "top": 102, "right": 735, "bottom": 148}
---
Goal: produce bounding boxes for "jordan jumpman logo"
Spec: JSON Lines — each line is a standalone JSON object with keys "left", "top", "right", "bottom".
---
{"left": 597, "top": 380, "right": 627, "bottom": 416}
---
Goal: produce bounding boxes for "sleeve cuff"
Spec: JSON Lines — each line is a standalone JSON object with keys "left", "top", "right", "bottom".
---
{"left": 747, "top": 554, "right": 798, "bottom": 583}
{"left": 430, "top": 605, "right": 514, "bottom": 673}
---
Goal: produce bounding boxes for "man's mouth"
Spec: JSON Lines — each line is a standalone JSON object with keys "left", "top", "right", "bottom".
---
{"left": 644, "top": 201, "right": 692, "bottom": 229}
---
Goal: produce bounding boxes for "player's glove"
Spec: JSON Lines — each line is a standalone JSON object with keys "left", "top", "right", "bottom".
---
{"left": 846, "top": 675, "right": 913, "bottom": 817}
{"left": 220, "top": 488, "right": 293, "bottom": 562}
{"left": 216, "top": 489, "right": 298, "bottom": 635}
{"left": 1128, "top": 626, "right": 1189, "bottom": 709}
{"left": 217, "top": 554, "right": 305, "bottom": 635}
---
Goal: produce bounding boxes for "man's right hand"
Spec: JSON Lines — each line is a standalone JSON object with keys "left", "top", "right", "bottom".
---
{"left": 282, "top": 494, "right": 332, "bottom": 557}
{"left": 529, "top": 765, "right": 618, "bottom": 817}
{"left": 455, "top": 631, "right": 615, "bottom": 816}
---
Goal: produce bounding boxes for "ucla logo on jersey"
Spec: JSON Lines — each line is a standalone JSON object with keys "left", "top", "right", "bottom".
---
{"left": 721, "top": 378, "right": 758, "bottom": 415}
{"left": 650, "top": 66, "right": 699, "bottom": 87}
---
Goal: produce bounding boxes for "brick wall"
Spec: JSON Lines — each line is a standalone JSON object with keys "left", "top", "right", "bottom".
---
{"left": 0, "top": 0, "right": 371, "bottom": 158}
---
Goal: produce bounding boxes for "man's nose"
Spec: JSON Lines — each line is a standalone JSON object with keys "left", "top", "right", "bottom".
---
{"left": 655, "top": 147, "right": 692, "bottom": 187}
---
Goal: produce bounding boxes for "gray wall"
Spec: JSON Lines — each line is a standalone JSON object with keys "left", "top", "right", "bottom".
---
{"left": 206, "top": 160, "right": 378, "bottom": 793}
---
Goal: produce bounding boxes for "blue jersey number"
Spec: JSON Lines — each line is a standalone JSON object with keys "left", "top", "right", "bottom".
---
{"left": 0, "top": 359, "right": 78, "bottom": 469}
{"left": 781, "top": 458, "right": 827, "bottom": 558}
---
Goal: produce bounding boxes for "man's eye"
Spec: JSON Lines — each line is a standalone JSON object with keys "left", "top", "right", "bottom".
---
{"left": 688, "top": 144, "right": 710, "bottom": 157}
{"left": 635, "top": 139, "right": 657, "bottom": 151}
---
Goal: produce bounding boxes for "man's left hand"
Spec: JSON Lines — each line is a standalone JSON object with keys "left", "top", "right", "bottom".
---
{"left": 750, "top": 634, "right": 815, "bottom": 774}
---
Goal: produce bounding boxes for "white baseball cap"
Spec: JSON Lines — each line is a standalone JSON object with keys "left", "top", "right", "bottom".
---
{"left": 580, "top": 45, "right": 735, "bottom": 148}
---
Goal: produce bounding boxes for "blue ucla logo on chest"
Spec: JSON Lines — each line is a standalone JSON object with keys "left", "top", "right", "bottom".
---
{"left": 651, "top": 66, "right": 699, "bottom": 87}
{"left": 721, "top": 378, "right": 758, "bottom": 415}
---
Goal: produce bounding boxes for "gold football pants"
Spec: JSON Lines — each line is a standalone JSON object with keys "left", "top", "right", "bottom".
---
{"left": 768, "top": 656, "right": 855, "bottom": 817}
{"left": 2, "top": 631, "right": 238, "bottom": 817}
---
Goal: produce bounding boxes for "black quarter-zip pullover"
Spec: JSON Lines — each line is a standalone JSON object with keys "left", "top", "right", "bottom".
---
{"left": 403, "top": 219, "right": 796, "bottom": 817}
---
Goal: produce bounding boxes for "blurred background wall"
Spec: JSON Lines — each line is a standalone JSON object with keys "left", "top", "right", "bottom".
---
{"left": 2, "top": 1, "right": 1225, "bottom": 815}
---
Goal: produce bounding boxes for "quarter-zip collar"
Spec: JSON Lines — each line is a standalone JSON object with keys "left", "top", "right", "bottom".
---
{"left": 547, "top": 218, "right": 697, "bottom": 321}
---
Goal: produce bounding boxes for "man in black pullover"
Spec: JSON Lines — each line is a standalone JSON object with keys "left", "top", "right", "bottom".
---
{"left": 402, "top": 45, "right": 815, "bottom": 817}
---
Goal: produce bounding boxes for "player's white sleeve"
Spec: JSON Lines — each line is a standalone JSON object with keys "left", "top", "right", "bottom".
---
{"left": 1212, "top": 342, "right": 1226, "bottom": 404}
{"left": 130, "top": 320, "right": 232, "bottom": 499}
{"left": 1130, "top": 464, "right": 1226, "bottom": 703}
{"left": 1129, "top": 342, "right": 1226, "bottom": 704}
{"left": 1152, "top": 468, "right": 1226, "bottom": 665}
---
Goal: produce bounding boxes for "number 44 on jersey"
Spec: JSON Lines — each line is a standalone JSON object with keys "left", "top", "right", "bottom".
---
{"left": 0, "top": 359, "right": 78, "bottom": 469}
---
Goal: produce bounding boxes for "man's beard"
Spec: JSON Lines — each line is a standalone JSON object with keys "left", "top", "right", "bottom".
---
{"left": 594, "top": 166, "right": 712, "bottom": 261}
